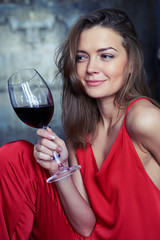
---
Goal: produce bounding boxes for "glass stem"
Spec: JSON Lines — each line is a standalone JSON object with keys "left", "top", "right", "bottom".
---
{"left": 53, "top": 151, "right": 62, "bottom": 165}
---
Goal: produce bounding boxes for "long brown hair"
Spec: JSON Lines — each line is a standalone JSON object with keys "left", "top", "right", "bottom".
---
{"left": 56, "top": 8, "right": 151, "bottom": 148}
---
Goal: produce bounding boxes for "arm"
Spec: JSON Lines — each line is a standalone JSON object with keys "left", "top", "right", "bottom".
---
{"left": 34, "top": 128, "right": 96, "bottom": 237}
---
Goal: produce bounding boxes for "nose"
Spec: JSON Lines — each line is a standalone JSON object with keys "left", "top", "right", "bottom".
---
{"left": 87, "top": 57, "right": 99, "bottom": 74}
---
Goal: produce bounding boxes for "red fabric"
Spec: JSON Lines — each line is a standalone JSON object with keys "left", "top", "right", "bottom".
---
{"left": 1, "top": 98, "right": 160, "bottom": 240}
{"left": 76, "top": 98, "right": 160, "bottom": 240}
{"left": 0, "top": 141, "right": 84, "bottom": 240}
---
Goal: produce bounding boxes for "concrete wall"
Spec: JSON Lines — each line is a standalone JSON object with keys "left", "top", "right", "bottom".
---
{"left": 0, "top": 0, "right": 159, "bottom": 146}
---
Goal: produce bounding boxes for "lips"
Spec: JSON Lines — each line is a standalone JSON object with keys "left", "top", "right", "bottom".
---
{"left": 85, "top": 80, "right": 106, "bottom": 87}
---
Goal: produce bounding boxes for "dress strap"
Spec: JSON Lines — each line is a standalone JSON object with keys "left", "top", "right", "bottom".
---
{"left": 123, "top": 97, "right": 151, "bottom": 126}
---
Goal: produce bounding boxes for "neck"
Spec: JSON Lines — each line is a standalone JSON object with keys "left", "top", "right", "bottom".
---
{"left": 97, "top": 97, "right": 125, "bottom": 128}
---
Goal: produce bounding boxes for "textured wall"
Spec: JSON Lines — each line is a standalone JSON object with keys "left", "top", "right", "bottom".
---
{"left": 0, "top": 0, "right": 159, "bottom": 146}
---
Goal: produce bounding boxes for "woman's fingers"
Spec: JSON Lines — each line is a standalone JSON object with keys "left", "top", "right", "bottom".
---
{"left": 34, "top": 144, "right": 59, "bottom": 173}
{"left": 37, "top": 128, "right": 64, "bottom": 152}
{"left": 37, "top": 128, "right": 55, "bottom": 141}
{"left": 35, "top": 128, "right": 69, "bottom": 172}
{"left": 38, "top": 137, "right": 60, "bottom": 153}
{"left": 34, "top": 144, "right": 53, "bottom": 160}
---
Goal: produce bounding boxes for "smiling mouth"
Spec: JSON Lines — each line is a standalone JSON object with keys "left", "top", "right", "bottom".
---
{"left": 85, "top": 80, "right": 106, "bottom": 87}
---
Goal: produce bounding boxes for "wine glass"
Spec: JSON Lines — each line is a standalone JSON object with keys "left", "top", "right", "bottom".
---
{"left": 8, "top": 68, "right": 81, "bottom": 183}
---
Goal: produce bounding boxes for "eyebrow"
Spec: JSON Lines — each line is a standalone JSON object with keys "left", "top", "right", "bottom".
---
{"left": 77, "top": 47, "right": 118, "bottom": 53}
{"left": 97, "top": 47, "right": 118, "bottom": 52}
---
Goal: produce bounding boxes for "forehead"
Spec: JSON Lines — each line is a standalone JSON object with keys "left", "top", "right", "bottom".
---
{"left": 78, "top": 26, "right": 124, "bottom": 49}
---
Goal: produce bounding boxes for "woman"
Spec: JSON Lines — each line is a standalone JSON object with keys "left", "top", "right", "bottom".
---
{"left": 1, "top": 8, "right": 160, "bottom": 240}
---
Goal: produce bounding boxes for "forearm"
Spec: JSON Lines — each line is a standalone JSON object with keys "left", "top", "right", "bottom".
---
{"left": 55, "top": 176, "right": 96, "bottom": 237}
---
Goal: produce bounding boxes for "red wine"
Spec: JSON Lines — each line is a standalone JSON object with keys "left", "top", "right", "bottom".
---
{"left": 13, "top": 105, "right": 54, "bottom": 128}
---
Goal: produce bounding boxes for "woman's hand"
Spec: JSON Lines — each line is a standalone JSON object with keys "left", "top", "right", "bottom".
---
{"left": 34, "top": 127, "right": 96, "bottom": 236}
{"left": 34, "top": 127, "right": 69, "bottom": 175}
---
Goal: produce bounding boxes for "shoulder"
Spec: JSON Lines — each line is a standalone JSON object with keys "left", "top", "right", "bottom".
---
{"left": 125, "top": 99, "right": 160, "bottom": 144}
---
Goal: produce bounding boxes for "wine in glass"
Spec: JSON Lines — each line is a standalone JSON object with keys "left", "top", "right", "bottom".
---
{"left": 8, "top": 68, "right": 81, "bottom": 183}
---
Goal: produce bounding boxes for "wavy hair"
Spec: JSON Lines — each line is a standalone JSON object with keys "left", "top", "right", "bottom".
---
{"left": 56, "top": 8, "right": 151, "bottom": 148}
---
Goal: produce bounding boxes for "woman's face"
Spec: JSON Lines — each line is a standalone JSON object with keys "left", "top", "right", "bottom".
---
{"left": 76, "top": 26, "right": 131, "bottom": 100}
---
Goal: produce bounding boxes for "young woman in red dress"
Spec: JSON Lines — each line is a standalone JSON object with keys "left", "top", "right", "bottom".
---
{"left": 1, "top": 8, "right": 160, "bottom": 240}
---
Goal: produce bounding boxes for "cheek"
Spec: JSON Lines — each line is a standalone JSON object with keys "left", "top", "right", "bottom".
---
{"left": 112, "top": 60, "right": 129, "bottom": 79}
{"left": 76, "top": 64, "right": 85, "bottom": 79}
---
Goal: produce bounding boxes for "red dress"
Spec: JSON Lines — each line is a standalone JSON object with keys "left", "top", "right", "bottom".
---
{"left": 76, "top": 98, "right": 160, "bottom": 239}
{"left": 0, "top": 140, "right": 85, "bottom": 240}
{"left": 0, "top": 98, "right": 160, "bottom": 240}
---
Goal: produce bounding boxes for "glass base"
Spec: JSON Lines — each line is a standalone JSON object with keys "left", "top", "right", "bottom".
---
{"left": 46, "top": 165, "right": 81, "bottom": 183}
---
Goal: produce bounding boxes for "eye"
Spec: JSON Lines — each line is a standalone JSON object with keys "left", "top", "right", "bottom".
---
{"left": 101, "top": 54, "right": 114, "bottom": 60}
{"left": 76, "top": 55, "right": 88, "bottom": 62}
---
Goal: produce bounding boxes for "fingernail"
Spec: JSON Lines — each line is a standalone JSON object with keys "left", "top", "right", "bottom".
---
{"left": 50, "top": 135, "right": 55, "bottom": 140}
{"left": 57, "top": 146, "right": 63, "bottom": 152}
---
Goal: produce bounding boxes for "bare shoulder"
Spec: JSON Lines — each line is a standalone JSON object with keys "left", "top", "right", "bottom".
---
{"left": 125, "top": 99, "right": 160, "bottom": 142}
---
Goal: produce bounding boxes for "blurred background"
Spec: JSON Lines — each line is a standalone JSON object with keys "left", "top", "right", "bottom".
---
{"left": 0, "top": 0, "right": 160, "bottom": 146}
